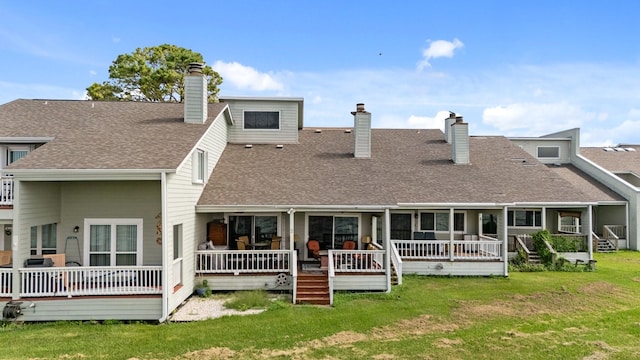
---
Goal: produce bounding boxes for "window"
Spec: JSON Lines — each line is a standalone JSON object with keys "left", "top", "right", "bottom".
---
{"left": 537, "top": 146, "right": 560, "bottom": 159}
{"left": 390, "top": 213, "right": 412, "bottom": 239}
{"left": 243, "top": 111, "right": 280, "bottom": 130}
{"left": 507, "top": 210, "right": 542, "bottom": 227}
{"left": 84, "top": 219, "right": 143, "bottom": 266}
{"left": 7, "top": 146, "right": 29, "bottom": 164}
{"left": 30, "top": 223, "right": 57, "bottom": 255}
{"left": 228, "top": 214, "right": 280, "bottom": 246}
{"left": 172, "top": 224, "right": 183, "bottom": 287}
{"left": 308, "top": 215, "right": 359, "bottom": 251}
{"left": 192, "top": 149, "right": 207, "bottom": 184}
{"left": 419, "top": 212, "right": 465, "bottom": 232}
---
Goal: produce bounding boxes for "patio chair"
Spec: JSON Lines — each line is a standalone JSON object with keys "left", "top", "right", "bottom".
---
{"left": 342, "top": 240, "right": 356, "bottom": 250}
{"left": 307, "top": 239, "right": 320, "bottom": 259}
{"left": 236, "top": 240, "right": 247, "bottom": 251}
{"left": 270, "top": 239, "right": 281, "bottom": 250}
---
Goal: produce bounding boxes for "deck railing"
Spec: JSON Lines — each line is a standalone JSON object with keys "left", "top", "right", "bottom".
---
{"left": 18, "top": 266, "right": 162, "bottom": 297}
{"left": 0, "top": 176, "right": 13, "bottom": 206}
{"left": 0, "top": 268, "right": 11, "bottom": 297}
{"left": 195, "top": 250, "right": 291, "bottom": 274}
{"left": 331, "top": 250, "right": 386, "bottom": 273}
{"left": 559, "top": 224, "right": 581, "bottom": 234}
{"left": 603, "top": 225, "right": 625, "bottom": 250}
{"left": 391, "top": 239, "right": 502, "bottom": 260}
{"left": 389, "top": 242, "right": 403, "bottom": 285}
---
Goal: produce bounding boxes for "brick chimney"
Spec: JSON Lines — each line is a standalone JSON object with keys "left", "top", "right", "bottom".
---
{"left": 444, "top": 111, "right": 456, "bottom": 143}
{"left": 184, "top": 63, "right": 208, "bottom": 124}
{"left": 451, "top": 116, "right": 470, "bottom": 164}
{"left": 351, "top": 103, "right": 371, "bottom": 158}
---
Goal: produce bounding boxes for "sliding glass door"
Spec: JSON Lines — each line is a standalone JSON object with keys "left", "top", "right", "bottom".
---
{"left": 228, "top": 214, "right": 279, "bottom": 247}
{"left": 308, "top": 215, "right": 359, "bottom": 254}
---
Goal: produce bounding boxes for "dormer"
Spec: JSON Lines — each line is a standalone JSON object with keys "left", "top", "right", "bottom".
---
{"left": 220, "top": 97, "right": 304, "bottom": 144}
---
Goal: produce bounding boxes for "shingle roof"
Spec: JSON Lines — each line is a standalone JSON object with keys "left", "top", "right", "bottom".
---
{"left": 0, "top": 99, "right": 227, "bottom": 170}
{"left": 581, "top": 145, "right": 640, "bottom": 176}
{"left": 545, "top": 164, "right": 624, "bottom": 202}
{"left": 199, "top": 128, "right": 598, "bottom": 207}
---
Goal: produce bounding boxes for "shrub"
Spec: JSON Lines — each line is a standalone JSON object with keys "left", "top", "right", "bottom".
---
{"left": 531, "top": 230, "right": 554, "bottom": 265}
{"left": 550, "top": 235, "right": 580, "bottom": 252}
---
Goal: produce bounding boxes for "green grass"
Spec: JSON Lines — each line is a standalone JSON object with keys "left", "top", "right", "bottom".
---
{"left": 2, "top": 251, "right": 640, "bottom": 359}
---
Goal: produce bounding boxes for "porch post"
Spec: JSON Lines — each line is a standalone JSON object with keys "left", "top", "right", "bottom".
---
{"left": 11, "top": 179, "right": 20, "bottom": 300}
{"left": 587, "top": 205, "right": 593, "bottom": 260}
{"left": 503, "top": 205, "right": 509, "bottom": 276}
{"left": 541, "top": 206, "right": 547, "bottom": 230}
{"left": 288, "top": 208, "right": 295, "bottom": 252}
{"left": 160, "top": 171, "right": 169, "bottom": 322}
{"left": 449, "top": 208, "right": 454, "bottom": 261}
{"left": 384, "top": 208, "right": 391, "bottom": 293}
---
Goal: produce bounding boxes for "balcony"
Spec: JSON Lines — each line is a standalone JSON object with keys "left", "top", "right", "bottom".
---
{"left": 1, "top": 176, "right": 13, "bottom": 206}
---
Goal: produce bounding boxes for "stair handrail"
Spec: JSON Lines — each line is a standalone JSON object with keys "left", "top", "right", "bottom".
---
{"left": 514, "top": 235, "right": 531, "bottom": 263}
{"left": 389, "top": 241, "right": 403, "bottom": 286}
{"left": 328, "top": 250, "right": 335, "bottom": 306}
{"left": 291, "top": 250, "right": 298, "bottom": 304}
{"left": 603, "top": 225, "right": 620, "bottom": 251}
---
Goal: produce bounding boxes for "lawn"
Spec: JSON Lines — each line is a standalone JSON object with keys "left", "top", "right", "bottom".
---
{"left": 1, "top": 252, "right": 640, "bottom": 359}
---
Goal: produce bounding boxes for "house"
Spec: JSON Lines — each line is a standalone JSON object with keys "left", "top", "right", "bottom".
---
{"left": 510, "top": 129, "right": 636, "bottom": 251}
{"left": 0, "top": 64, "right": 629, "bottom": 321}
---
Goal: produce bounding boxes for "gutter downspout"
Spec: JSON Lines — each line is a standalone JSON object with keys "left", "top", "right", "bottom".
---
{"left": 385, "top": 208, "right": 391, "bottom": 293}
{"left": 159, "top": 171, "right": 169, "bottom": 323}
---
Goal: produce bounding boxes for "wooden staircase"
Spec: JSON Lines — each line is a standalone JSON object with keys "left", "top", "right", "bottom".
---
{"left": 296, "top": 271, "right": 330, "bottom": 305}
{"left": 528, "top": 251, "right": 541, "bottom": 264}
{"left": 597, "top": 238, "right": 616, "bottom": 253}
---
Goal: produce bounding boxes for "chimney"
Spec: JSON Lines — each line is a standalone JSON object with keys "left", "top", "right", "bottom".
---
{"left": 444, "top": 111, "right": 456, "bottom": 143}
{"left": 451, "top": 116, "right": 470, "bottom": 164}
{"left": 351, "top": 103, "right": 371, "bottom": 158}
{"left": 184, "top": 63, "right": 208, "bottom": 124}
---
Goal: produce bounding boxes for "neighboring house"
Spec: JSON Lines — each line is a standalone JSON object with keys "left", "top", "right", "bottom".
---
{"left": 510, "top": 129, "right": 637, "bottom": 251}
{"left": 0, "top": 65, "right": 629, "bottom": 321}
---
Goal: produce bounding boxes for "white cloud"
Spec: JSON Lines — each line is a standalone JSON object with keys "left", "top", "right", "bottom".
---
{"left": 417, "top": 38, "right": 464, "bottom": 70}
{"left": 482, "top": 102, "right": 593, "bottom": 134}
{"left": 89, "top": 70, "right": 97, "bottom": 76}
{"left": 212, "top": 61, "right": 284, "bottom": 91}
{"left": 405, "top": 110, "right": 451, "bottom": 130}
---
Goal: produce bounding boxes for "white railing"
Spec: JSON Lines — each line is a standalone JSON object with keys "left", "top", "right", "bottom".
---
{"left": 331, "top": 250, "right": 386, "bottom": 273}
{"left": 19, "top": 266, "right": 162, "bottom": 297}
{"left": 0, "top": 176, "right": 13, "bottom": 206}
{"left": 391, "top": 239, "right": 502, "bottom": 261}
{"left": 328, "top": 250, "right": 335, "bottom": 306}
{"left": 389, "top": 242, "right": 403, "bottom": 285}
{"left": 603, "top": 225, "right": 625, "bottom": 250}
{"left": 559, "top": 224, "right": 581, "bottom": 234}
{"left": 195, "top": 250, "right": 291, "bottom": 274}
{"left": 291, "top": 251, "right": 298, "bottom": 304}
{"left": 0, "top": 268, "right": 11, "bottom": 297}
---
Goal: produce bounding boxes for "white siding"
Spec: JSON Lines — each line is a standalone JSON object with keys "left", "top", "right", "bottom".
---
{"left": 16, "top": 182, "right": 61, "bottom": 264}
{"left": 165, "top": 111, "right": 228, "bottom": 312}
{"left": 59, "top": 181, "right": 161, "bottom": 265}
{"left": 403, "top": 261, "right": 505, "bottom": 276}
{"left": 203, "top": 274, "right": 292, "bottom": 291}
{"left": 224, "top": 100, "right": 299, "bottom": 144}
{"left": 333, "top": 274, "right": 386, "bottom": 291}
{"left": 1, "top": 298, "right": 162, "bottom": 321}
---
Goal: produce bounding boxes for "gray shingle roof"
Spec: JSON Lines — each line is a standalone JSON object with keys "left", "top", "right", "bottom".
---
{"left": 199, "top": 128, "right": 598, "bottom": 207}
{"left": 0, "top": 99, "right": 227, "bottom": 170}
{"left": 581, "top": 145, "right": 640, "bottom": 176}
{"left": 545, "top": 164, "right": 624, "bottom": 202}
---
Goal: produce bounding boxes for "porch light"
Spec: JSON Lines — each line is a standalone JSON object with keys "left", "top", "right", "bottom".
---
{"left": 73, "top": 226, "right": 79, "bottom": 233}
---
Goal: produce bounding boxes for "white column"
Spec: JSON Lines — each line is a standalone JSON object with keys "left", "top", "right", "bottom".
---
{"left": 288, "top": 209, "right": 295, "bottom": 252}
{"left": 541, "top": 206, "right": 546, "bottom": 230}
{"left": 449, "top": 208, "right": 454, "bottom": 261}
{"left": 385, "top": 208, "right": 391, "bottom": 293}
{"left": 159, "top": 171, "right": 169, "bottom": 322}
{"left": 503, "top": 206, "right": 509, "bottom": 276}
{"left": 11, "top": 179, "right": 20, "bottom": 300}
{"left": 587, "top": 205, "right": 593, "bottom": 260}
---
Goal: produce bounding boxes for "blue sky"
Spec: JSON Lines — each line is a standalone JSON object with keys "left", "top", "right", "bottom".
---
{"left": 1, "top": 1, "right": 639, "bottom": 146}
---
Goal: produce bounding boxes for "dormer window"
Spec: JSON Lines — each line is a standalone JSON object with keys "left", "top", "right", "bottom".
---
{"left": 537, "top": 146, "right": 560, "bottom": 159}
{"left": 243, "top": 111, "right": 280, "bottom": 130}
{"left": 7, "top": 146, "right": 29, "bottom": 164}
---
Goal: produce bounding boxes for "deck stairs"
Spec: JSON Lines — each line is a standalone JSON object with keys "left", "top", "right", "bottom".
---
{"left": 390, "top": 263, "right": 399, "bottom": 285}
{"left": 596, "top": 238, "right": 616, "bottom": 253}
{"left": 296, "top": 271, "right": 330, "bottom": 305}
{"left": 527, "top": 251, "right": 541, "bottom": 265}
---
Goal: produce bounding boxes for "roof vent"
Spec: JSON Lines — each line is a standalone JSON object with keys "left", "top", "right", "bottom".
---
{"left": 614, "top": 147, "right": 626, "bottom": 152}
{"left": 344, "top": 129, "right": 352, "bottom": 133}
{"left": 314, "top": 129, "right": 322, "bottom": 133}
{"left": 245, "top": 144, "right": 253, "bottom": 149}
{"left": 276, "top": 144, "right": 284, "bottom": 149}
{"left": 603, "top": 147, "right": 614, "bottom": 152}
{"left": 625, "top": 147, "right": 637, "bottom": 152}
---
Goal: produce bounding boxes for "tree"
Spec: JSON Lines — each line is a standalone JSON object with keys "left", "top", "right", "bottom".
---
{"left": 86, "top": 44, "right": 223, "bottom": 102}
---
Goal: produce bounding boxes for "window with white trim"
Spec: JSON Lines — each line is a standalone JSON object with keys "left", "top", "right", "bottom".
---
{"left": 243, "top": 111, "right": 280, "bottom": 130}
{"left": 507, "top": 210, "right": 542, "bottom": 227}
{"left": 7, "top": 146, "right": 29, "bottom": 165}
{"left": 537, "top": 146, "right": 560, "bottom": 159}
{"left": 84, "top": 219, "right": 143, "bottom": 266}
{"left": 192, "top": 149, "right": 207, "bottom": 184}
{"left": 30, "top": 223, "right": 57, "bottom": 255}
{"left": 419, "top": 212, "right": 465, "bottom": 232}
